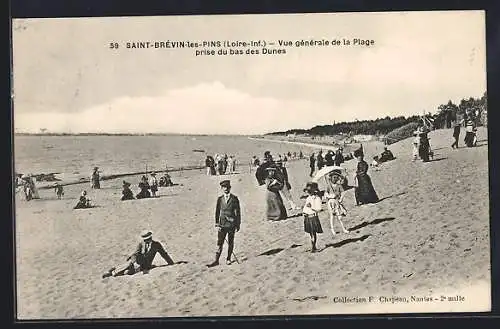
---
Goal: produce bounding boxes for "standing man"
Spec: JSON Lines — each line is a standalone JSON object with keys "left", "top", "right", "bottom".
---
{"left": 91, "top": 167, "right": 100, "bottom": 189}
{"left": 316, "top": 150, "right": 324, "bottom": 171}
{"left": 207, "top": 180, "right": 241, "bottom": 267}
{"left": 309, "top": 152, "right": 316, "bottom": 177}
{"left": 452, "top": 119, "right": 464, "bottom": 149}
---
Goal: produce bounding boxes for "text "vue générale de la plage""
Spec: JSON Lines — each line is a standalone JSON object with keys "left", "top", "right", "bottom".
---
{"left": 110, "top": 38, "right": 376, "bottom": 57}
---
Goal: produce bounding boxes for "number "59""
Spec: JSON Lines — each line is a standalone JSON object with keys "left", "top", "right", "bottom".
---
{"left": 109, "top": 42, "right": 119, "bottom": 49}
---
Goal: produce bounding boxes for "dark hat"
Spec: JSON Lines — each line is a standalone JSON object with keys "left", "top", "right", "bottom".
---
{"left": 140, "top": 230, "right": 153, "bottom": 240}
{"left": 122, "top": 180, "right": 131, "bottom": 187}
{"left": 220, "top": 180, "right": 231, "bottom": 188}
{"left": 94, "top": 167, "right": 99, "bottom": 170}
{"left": 303, "top": 182, "right": 319, "bottom": 193}
{"left": 353, "top": 149, "right": 364, "bottom": 158}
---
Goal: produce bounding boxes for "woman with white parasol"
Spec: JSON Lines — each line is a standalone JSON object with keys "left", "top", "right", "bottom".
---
{"left": 312, "top": 165, "right": 349, "bottom": 236}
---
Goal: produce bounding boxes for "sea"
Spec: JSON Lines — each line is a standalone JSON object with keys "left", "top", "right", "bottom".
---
{"left": 13, "top": 135, "right": 316, "bottom": 183}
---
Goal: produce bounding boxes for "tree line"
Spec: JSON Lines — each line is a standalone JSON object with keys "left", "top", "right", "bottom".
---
{"left": 267, "top": 92, "right": 487, "bottom": 136}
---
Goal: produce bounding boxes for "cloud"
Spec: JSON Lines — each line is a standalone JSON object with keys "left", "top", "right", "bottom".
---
{"left": 14, "top": 82, "right": 346, "bottom": 135}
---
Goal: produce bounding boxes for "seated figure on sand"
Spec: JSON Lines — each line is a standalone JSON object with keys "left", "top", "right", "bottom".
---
{"left": 102, "top": 230, "right": 175, "bottom": 278}
{"left": 74, "top": 190, "right": 92, "bottom": 209}
{"left": 159, "top": 173, "right": 174, "bottom": 187}
{"left": 136, "top": 176, "right": 151, "bottom": 199}
{"left": 379, "top": 147, "right": 395, "bottom": 163}
{"left": 121, "top": 181, "right": 135, "bottom": 201}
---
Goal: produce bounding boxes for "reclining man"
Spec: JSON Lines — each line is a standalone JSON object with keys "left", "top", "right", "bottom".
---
{"left": 102, "top": 230, "right": 175, "bottom": 278}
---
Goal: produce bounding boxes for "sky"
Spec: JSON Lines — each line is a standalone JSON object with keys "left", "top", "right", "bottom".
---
{"left": 12, "top": 11, "right": 486, "bottom": 135}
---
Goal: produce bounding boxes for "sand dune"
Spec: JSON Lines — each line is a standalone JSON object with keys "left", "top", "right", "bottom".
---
{"left": 15, "top": 127, "right": 490, "bottom": 318}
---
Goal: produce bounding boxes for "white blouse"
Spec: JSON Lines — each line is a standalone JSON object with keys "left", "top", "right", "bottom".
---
{"left": 303, "top": 195, "right": 322, "bottom": 215}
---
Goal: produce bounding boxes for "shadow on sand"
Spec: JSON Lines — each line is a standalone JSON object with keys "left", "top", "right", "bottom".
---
{"left": 377, "top": 192, "right": 407, "bottom": 203}
{"left": 319, "top": 234, "right": 371, "bottom": 252}
{"left": 349, "top": 217, "right": 396, "bottom": 231}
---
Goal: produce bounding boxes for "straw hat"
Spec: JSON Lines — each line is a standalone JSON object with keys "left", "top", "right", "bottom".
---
{"left": 140, "top": 230, "right": 153, "bottom": 240}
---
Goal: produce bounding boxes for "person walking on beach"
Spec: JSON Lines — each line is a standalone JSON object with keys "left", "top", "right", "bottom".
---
{"left": 91, "top": 167, "right": 100, "bottom": 189}
{"left": 316, "top": 151, "right": 324, "bottom": 171}
{"left": 205, "top": 155, "right": 215, "bottom": 175}
{"left": 353, "top": 147, "right": 379, "bottom": 206}
{"left": 54, "top": 183, "right": 64, "bottom": 199}
{"left": 418, "top": 127, "right": 431, "bottom": 162}
{"left": 275, "top": 160, "right": 299, "bottom": 211}
{"left": 325, "top": 174, "right": 349, "bottom": 236}
{"left": 302, "top": 182, "right": 323, "bottom": 253}
{"left": 265, "top": 167, "right": 288, "bottom": 221}
{"left": 309, "top": 152, "right": 316, "bottom": 177}
{"left": 334, "top": 148, "right": 345, "bottom": 166}
{"left": 255, "top": 151, "right": 276, "bottom": 186}
{"left": 102, "top": 230, "right": 175, "bottom": 278}
{"left": 149, "top": 172, "right": 158, "bottom": 197}
{"left": 121, "top": 181, "right": 135, "bottom": 201}
{"left": 451, "top": 120, "right": 463, "bottom": 149}
{"left": 207, "top": 180, "right": 241, "bottom": 267}
{"left": 226, "top": 155, "right": 234, "bottom": 174}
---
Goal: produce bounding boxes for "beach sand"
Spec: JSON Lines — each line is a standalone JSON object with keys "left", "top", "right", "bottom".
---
{"left": 15, "top": 127, "right": 490, "bottom": 319}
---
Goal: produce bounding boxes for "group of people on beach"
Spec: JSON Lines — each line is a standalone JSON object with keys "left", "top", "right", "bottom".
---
{"left": 102, "top": 144, "right": 383, "bottom": 278}
{"left": 308, "top": 148, "right": 351, "bottom": 177}
{"left": 205, "top": 154, "right": 237, "bottom": 176}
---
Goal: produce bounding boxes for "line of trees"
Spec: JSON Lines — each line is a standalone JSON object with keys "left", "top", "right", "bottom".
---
{"left": 267, "top": 92, "right": 487, "bottom": 136}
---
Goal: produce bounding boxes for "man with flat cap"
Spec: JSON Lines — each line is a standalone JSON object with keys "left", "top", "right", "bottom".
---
{"left": 207, "top": 180, "right": 241, "bottom": 267}
{"left": 102, "top": 230, "right": 175, "bottom": 278}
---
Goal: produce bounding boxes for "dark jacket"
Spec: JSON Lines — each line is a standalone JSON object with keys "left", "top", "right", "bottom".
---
{"left": 129, "top": 240, "right": 174, "bottom": 269}
{"left": 215, "top": 193, "right": 241, "bottom": 230}
{"left": 255, "top": 160, "right": 275, "bottom": 186}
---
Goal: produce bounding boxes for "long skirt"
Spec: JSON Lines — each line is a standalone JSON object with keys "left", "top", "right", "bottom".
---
{"left": 464, "top": 132, "right": 475, "bottom": 147}
{"left": 355, "top": 174, "right": 379, "bottom": 205}
{"left": 304, "top": 215, "right": 323, "bottom": 234}
{"left": 418, "top": 143, "right": 430, "bottom": 162}
{"left": 266, "top": 190, "right": 287, "bottom": 220}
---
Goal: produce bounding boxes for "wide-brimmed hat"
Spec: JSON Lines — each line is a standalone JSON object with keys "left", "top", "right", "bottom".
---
{"left": 220, "top": 180, "right": 231, "bottom": 188}
{"left": 303, "top": 182, "right": 319, "bottom": 193}
{"left": 140, "top": 230, "right": 153, "bottom": 240}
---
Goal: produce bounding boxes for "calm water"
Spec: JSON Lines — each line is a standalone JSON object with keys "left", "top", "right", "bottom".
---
{"left": 14, "top": 135, "right": 312, "bottom": 181}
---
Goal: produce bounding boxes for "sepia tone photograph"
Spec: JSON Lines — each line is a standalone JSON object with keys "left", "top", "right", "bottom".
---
{"left": 12, "top": 10, "right": 490, "bottom": 319}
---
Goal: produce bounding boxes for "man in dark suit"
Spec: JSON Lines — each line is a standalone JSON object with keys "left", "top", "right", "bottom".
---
{"left": 102, "top": 230, "right": 175, "bottom": 278}
{"left": 207, "top": 180, "right": 241, "bottom": 267}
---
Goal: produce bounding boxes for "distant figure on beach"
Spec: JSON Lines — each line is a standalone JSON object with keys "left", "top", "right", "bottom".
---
{"left": 276, "top": 160, "right": 300, "bottom": 211}
{"left": 91, "top": 167, "right": 100, "bottom": 189}
{"left": 316, "top": 150, "right": 324, "bottom": 171}
{"left": 265, "top": 167, "right": 288, "bottom": 221}
{"left": 379, "top": 147, "right": 395, "bottom": 163}
{"left": 159, "top": 173, "right": 174, "bottom": 187}
{"left": 325, "top": 174, "right": 349, "bottom": 236}
{"left": 464, "top": 119, "right": 476, "bottom": 147}
{"left": 102, "top": 230, "right": 175, "bottom": 278}
{"left": 334, "top": 148, "right": 345, "bottom": 166}
{"left": 226, "top": 155, "right": 234, "bottom": 174}
{"left": 207, "top": 180, "right": 241, "bottom": 267}
{"left": 309, "top": 153, "right": 316, "bottom": 177}
{"left": 21, "top": 174, "right": 40, "bottom": 201}
{"left": 451, "top": 120, "right": 464, "bottom": 149}
{"left": 302, "top": 182, "right": 323, "bottom": 252}
{"left": 216, "top": 154, "right": 225, "bottom": 175}
{"left": 136, "top": 176, "right": 151, "bottom": 199}
{"left": 54, "top": 183, "right": 64, "bottom": 199}
{"left": 412, "top": 130, "right": 420, "bottom": 161}
{"left": 252, "top": 155, "right": 260, "bottom": 167}
{"left": 231, "top": 155, "right": 236, "bottom": 172}
{"left": 353, "top": 148, "right": 379, "bottom": 206}
{"left": 299, "top": 150, "right": 304, "bottom": 159}
{"left": 324, "top": 150, "right": 335, "bottom": 166}
{"left": 74, "top": 190, "right": 92, "bottom": 209}
{"left": 206, "top": 155, "right": 216, "bottom": 175}
{"left": 149, "top": 173, "right": 158, "bottom": 197}
{"left": 121, "top": 181, "right": 134, "bottom": 201}
{"left": 418, "top": 127, "right": 431, "bottom": 162}
{"left": 255, "top": 151, "right": 276, "bottom": 186}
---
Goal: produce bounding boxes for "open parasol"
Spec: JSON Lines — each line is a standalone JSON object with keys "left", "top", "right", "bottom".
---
{"left": 312, "top": 166, "right": 347, "bottom": 183}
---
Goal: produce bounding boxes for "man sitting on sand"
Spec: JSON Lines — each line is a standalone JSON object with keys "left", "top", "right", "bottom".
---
{"left": 102, "top": 230, "right": 175, "bottom": 278}
{"left": 379, "top": 147, "right": 395, "bottom": 163}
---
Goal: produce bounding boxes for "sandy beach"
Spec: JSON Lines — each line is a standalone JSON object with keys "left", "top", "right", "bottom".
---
{"left": 15, "top": 127, "right": 490, "bottom": 319}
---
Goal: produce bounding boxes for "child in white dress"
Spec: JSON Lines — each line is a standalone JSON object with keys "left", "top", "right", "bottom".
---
{"left": 325, "top": 174, "right": 349, "bottom": 236}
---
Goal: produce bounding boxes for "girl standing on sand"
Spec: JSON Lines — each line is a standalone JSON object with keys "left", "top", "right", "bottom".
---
{"left": 325, "top": 174, "right": 349, "bottom": 236}
{"left": 265, "top": 168, "right": 288, "bottom": 221}
{"left": 302, "top": 182, "right": 323, "bottom": 252}
{"left": 353, "top": 148, "right": 379, "bottom": 206}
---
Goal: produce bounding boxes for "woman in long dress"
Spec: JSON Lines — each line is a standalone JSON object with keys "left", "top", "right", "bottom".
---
{"left": 353, "top": 150, "right": 379, "bottom": 205}
{"left": 265, "top": 168, "right": 287, "bottom": 221}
